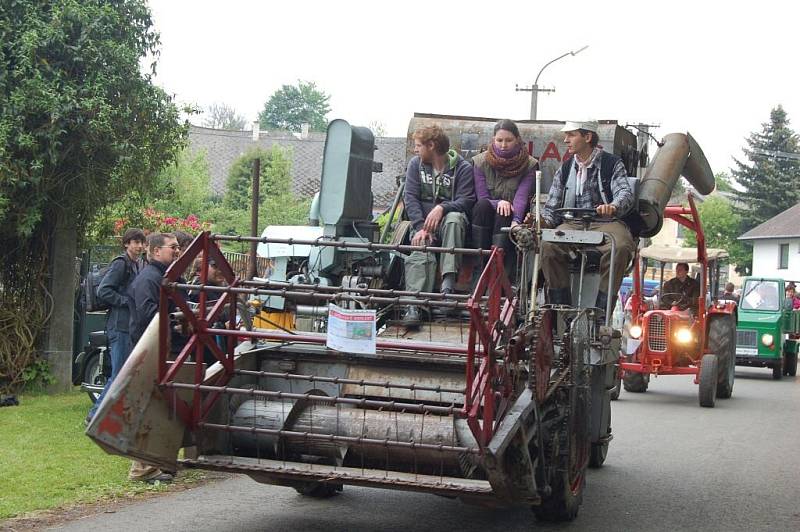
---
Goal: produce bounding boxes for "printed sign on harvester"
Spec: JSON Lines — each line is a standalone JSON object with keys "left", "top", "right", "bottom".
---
{"left": 326, "top": 303, "right": 376, "bottom": 355}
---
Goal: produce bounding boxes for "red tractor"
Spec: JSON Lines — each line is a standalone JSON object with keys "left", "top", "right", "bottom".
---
{"left": 619, "top": 195, "right": 737, "bottom": 407}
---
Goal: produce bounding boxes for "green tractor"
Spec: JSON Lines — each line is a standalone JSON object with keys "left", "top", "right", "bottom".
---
{"left": 735, "top": 277, "right": 800, "bottom": 379}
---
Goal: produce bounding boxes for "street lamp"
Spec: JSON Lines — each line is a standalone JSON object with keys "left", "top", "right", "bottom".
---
{"left": 516, "top": 45, "right": 589, "bottom": 120}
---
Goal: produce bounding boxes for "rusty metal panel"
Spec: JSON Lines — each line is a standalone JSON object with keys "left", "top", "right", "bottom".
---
{"left": 342, "top": 365, "right": 465, "bottom": 404}
{"left": 407, "top": 113, "right": 639, "bottom": 192}
{"left": 85, "top": 315, "right": 186, "bottom": 471}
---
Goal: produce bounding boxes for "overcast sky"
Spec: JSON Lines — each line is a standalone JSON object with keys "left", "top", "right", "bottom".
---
{"left": 147, "top": 0, "right": 799, "bottom": 176}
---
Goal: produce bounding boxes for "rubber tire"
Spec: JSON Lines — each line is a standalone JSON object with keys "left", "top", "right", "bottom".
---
{"left": 610, "top": 368, "right": 621, "bottom": 401}
{"left": 783, "top": 351, "right": 798, "bottom": 377}
{"left": 82, "top": 350, "right": 105, "bottom": 404}
{"left": 293, "top": 482, "right": 342, "bottom": 498}
{"left": 772, "top": 361, "right": 783, "bottom": 380}
{"left": 698, "top": 354, "right": 718, "bottom": 408}
{"left": 622, "top": 371, "right": 649, "bottom": 393}
{"left": 589, "top": 441, "right": 609, "bottom": 468}
{"left": 708, "top": 315, "right": 735, "bottom": 399}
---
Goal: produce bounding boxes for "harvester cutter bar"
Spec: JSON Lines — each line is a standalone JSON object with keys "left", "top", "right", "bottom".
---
{"left": 241, "top": 279, "right": 477, "bottom": 301}
{"left": 233, "top": 369, "right": 465, "bottom": 395}
{"left": 180, "top": 455, "right": 493, "bottom": 496}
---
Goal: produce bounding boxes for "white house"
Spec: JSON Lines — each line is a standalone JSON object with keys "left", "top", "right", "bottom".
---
{"left": 739, "top": 203, "right": 800, "bottom": 280}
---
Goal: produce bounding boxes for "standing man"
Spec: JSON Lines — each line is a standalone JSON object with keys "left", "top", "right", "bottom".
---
{"left": 660, "top": 263, "right": 700, "bottom": 312}
{"left": 541, "top": 120, "right": 636, "bottom": 313}
{"left": 86, "top": 228, "right": 145, "bottom": 424}
{"left": 402, "top": 125, "right": 475, "bottom": 326}
{"left": 127, "top": 232, "right": 179, "bottom": 484}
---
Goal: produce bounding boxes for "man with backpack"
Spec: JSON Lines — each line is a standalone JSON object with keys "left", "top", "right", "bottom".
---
{"left": 85, "top": 228, "right": 145, "bottom": 424}
{"left": 540, "top": 120, "right": 636, "bottom": 314}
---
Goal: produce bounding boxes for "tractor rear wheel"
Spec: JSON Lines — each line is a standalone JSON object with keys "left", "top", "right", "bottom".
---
{"left": 698, "top": 354, "right": 718, "bottom": 407}
{"left": 610, "top": 366, "right": 621, "bottom": 401}
{"left": 708, "top": 315, "right": 735, "bottom": 399}
{"left": 589, "top": 441, "right": 609, "bottom": 468}
{"left": 784, "top": 351, "right": 798, "bottom": 377}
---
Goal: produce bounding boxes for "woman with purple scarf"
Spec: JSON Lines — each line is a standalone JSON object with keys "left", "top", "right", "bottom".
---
{"left": 471, "top": 119, "right": 538, "bottom": 279}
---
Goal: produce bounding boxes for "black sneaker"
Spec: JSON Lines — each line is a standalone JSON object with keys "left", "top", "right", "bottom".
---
{"left": 144, "top": 471, "right": 174, "bottom": 484}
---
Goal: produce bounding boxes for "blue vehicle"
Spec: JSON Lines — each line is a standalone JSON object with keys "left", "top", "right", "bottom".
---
{"left": 619, "top": 277, "right": 660, "bottom": 303}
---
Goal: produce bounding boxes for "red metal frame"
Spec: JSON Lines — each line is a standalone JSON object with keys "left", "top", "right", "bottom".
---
{"left": 155, "top": 233, "right": 519, "bottom": 449}
{"left": 621, "top": 195, "right": 736, "bottom": 381}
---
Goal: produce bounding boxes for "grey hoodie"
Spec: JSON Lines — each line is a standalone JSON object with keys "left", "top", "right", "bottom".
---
{"left": 404, "top": 149, "right": 475, "bottom": 231}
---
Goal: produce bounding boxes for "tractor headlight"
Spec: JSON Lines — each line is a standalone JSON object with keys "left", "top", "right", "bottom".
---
{"left": 629, "top": 325, "right": 643, "bottom": 339}
{"left": 675, "top": 328, "right": 693, "bottom": 344}
{"left": 761, "top": 333, "right": 774, "bottom": 346}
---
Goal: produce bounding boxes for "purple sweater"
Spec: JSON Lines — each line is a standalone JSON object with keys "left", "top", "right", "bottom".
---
{"left": 474, "top": 144, "right": 535, "bottom": 223}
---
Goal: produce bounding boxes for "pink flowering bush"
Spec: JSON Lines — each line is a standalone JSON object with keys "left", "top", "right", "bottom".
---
{"left": 114, "top": 208, "right": 210, "bottom": 236}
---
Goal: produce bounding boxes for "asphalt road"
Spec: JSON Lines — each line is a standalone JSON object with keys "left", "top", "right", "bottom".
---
{"left": 56, "top": 367, "right": 800, "bottom": 532}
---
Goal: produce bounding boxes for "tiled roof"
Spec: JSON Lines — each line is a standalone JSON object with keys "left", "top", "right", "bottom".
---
{"left": 739, "top": 202, "right": 800, "bottom": 240}
{"left": 187, "top": 125, "right": 407, "bottom": 209}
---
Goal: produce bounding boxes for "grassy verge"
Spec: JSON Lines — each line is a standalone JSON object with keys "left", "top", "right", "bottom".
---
{"left": 0, "top": 390, "right": 205, "bottom": 519}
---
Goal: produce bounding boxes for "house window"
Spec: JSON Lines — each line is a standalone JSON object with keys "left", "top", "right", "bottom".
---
{"left": 779, "top": 243, "right": 789, "bottom": 269}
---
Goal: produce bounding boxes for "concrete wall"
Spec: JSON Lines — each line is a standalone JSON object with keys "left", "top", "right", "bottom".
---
{"left": 751, "top": 238, "right": 800, "bottom": 280}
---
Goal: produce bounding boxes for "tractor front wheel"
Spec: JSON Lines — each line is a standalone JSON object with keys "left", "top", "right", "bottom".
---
{"left": 772, "top": 361, "right": 783, "bottom": 380}
{"left": 699, "top": 354, "right": 718, "bottom": 407}
{"left": 622, "top": 370, "right": 649, "bottom": 393}
{"left": 708, "top": 315, "right": 736, "bottom": 399}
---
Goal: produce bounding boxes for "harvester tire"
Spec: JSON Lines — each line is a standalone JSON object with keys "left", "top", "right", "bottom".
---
{"left": 610, "top": 368, "right": 621, "bottom": 401}
{"left": 293, "top": 482, "right": 342, "bottom": 498}
{"left": 698, "top": 354, "right": 718, "bottom": 407}
{"left": 589, "top": 441, "right": 609, "bottom": 468}
{"left": 784, "top": 351, "right": 798, "bottom": 377}
{"left": 622, "top": 371, "right": 648, "bottom": 393}
{"left": 708, "top": 315, "right": 735, "bottom": 399}
{"left": 772, "top": 361, "right": 783, "bottom": 380}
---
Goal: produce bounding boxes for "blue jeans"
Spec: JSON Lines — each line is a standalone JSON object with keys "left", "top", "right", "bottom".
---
{"left": 88, "top": 329, "right": 131, "bottom": 419}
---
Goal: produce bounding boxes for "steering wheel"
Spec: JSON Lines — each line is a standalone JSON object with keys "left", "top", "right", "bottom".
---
{"left": 660, "top": 292, "right": 689, "bottom": 309}
{"left": 555, "top": 207, "right": 600, "bottom": 221}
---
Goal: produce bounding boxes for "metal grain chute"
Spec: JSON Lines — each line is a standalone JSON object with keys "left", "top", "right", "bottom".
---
{"left": 636, "top": 132, "right": 715, "bottom": 237}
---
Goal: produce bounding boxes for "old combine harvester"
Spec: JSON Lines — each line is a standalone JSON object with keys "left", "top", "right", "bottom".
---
{"left": 87, "top": 118, "right": 714, "bottom": 521}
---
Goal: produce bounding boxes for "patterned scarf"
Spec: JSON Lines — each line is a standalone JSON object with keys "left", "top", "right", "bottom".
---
{"left": 484, "top": 141, "right": 530, "bottom": 177}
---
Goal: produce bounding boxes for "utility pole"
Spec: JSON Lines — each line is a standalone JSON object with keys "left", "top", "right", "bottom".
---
{"left": 516, "top": 45, "right": 588, "bottom": 120}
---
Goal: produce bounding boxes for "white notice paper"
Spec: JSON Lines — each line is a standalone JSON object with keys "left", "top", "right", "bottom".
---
{"left": 326, "top": 304, "right": 376, "bottom": 354}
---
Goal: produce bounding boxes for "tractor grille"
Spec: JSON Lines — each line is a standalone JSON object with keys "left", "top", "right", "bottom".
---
{"left": 737, "top": 329, "right": 757, "bottom": 348}
{"left": 647, "top": 314, "right": 667, "bottom": 352}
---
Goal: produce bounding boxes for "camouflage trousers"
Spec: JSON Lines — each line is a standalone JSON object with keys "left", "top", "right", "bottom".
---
{"left": 404, "top": 212, "right": 468, "bottom": 293}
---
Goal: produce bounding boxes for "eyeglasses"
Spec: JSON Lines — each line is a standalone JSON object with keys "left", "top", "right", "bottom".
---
{"left": 158, "top": 244, "right": 180, "bottom": 250}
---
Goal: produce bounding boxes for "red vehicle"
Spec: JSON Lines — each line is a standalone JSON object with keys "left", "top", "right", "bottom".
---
{"left": 620, "top": 196, "right": 737, "bottom": 407}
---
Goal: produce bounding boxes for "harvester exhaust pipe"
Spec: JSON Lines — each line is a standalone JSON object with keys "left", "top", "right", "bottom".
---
{"left": 636, "top": 132, "right": 715, "bottom": 237}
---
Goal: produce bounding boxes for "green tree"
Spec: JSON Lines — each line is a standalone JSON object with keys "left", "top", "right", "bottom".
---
{"left": 224, "top": 145, "right": 292, "bottom": 210}
{"left": 0, "top": 0, "right": 187, "bottom": 393}
{"left": 732, "top": 106, "right": 800, "bottom": 231}
{"left": 714, "top": 171, "right": 736, "bottom": 193}
{"left": 683, "top": 196, "right": 752, "bottom": 275}
{"left": 202, "top": 102, "right": 247, "bottom": 130}
{"left": 258, "top": 80, "right": 330, "bottom": 133}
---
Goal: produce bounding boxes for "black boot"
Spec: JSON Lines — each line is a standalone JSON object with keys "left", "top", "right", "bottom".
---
{"left": 548, "top": 287, "right": 573, "bottom": 306}
{"left": 471, "top": 224, "right": 492, "bottom": 251}
{"left": 492, "top": 233, "right": 516, "bottom": 284}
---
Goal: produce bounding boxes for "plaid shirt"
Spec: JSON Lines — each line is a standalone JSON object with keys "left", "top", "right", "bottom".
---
{"left": 543, "top": 153, "right": 633, "bottom": 227}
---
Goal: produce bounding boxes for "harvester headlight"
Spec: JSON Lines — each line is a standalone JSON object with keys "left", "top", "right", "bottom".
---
{"left": 761, "top": 333, "right": 774, "bottom": 346}
{"left": 629, "top": 325, "right": 643, "bottom": 339}
{"left": 675, "top": 328, "right": 693, "bottom": 344}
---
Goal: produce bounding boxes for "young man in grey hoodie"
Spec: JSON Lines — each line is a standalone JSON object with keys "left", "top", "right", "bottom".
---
{"left": 402, "top": 125, "right": 475, "bottom": 326}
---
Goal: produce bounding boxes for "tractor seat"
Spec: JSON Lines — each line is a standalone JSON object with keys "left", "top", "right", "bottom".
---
{"left": 88, "top": 331, "right": 107, "bottom": 348}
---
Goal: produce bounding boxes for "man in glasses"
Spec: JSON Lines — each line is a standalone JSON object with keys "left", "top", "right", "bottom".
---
{"left": 127, "top": 232, "right": 179, "bottom": 484}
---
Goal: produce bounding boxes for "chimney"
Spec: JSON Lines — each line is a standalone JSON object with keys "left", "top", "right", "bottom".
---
{"left": 252, "top": 121, "right": 260, "bottom": 142}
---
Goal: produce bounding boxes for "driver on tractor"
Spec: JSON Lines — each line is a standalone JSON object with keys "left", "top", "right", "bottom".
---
{"left": 660, "top": 262, "right": 700, "bottom": 313}
{"left": 540, "top": 120, "right": 636, "bottom": 313}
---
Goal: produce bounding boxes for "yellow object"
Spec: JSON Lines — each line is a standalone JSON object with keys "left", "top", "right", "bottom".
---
{"left": 254, "top": 310, "right": 295, "bottom": 330}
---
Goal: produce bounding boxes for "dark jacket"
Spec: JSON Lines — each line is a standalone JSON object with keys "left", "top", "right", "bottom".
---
{"left": 661, "top": 276, "right": 700, "bottom": 311}
{"left": 97, "top": 254, "right": 143, "bottom": 333}
{"left": 404, "top": 150, "right": 476, "bottom": 231}
{"left": 129, "top": 260, "right": 172, "bottom": 345}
